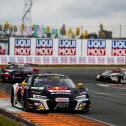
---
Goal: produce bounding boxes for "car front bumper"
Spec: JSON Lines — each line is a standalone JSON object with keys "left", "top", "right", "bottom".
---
{"left": 25, "top": 98, "right": 91, "bottom": 111}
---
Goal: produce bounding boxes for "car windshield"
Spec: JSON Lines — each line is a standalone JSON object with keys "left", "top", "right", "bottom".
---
{"left": 33, "top": 76, "right": 76, "bottom": 88}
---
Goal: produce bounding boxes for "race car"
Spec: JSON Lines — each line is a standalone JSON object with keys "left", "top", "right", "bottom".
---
{"left": 0, "top": 63, "right": 40, "bottom": 82}
{"left": 11, "top": 73, "right": 91, "bottom": 112}
{"left": 96, "top": 68, "right": 126, "bottom": 83}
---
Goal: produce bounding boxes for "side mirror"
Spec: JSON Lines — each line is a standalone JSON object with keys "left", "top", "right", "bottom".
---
{"left": 76, "top": 83, "right": 84, "bottom": 89}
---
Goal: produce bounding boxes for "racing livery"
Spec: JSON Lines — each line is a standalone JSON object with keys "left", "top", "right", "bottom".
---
{"left": 0, "top": 63, "right": 39, "bottom": 82}
{"left": 11, "top": 74, "right": 91, "bottom": 112}
{"left": 96, "top": 68, "right": 126, "bottom": 83}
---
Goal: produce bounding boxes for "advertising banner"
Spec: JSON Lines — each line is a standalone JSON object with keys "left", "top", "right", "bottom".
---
{"left": 58, "top": 39, "right": 76, "bottom": 55}
{"left": 88, "top": 57, "right": 96, "bottom": 64}
{"left": 34, "top": 57, "right": 41, "bottom": 64}
{"left": 70, "top": 57, "right": 77, "bottom": 64}
{"left": 112, "top": 40, "right": 126, "bottom": 56}
{"left": 97, "top": 57, "right": 105, "bottom": 64}
{"left": 116, "top": 57, "right": 125, "bottom": 64}
{"left": 107, "top": 57, "right": 115, "bottom": 64}
{"left": 14, "top": 38, "right": 31, "bottom": 55}
{"left": 6, "top": 38, "right": 126, "bottom": 65}
{"left": 60, "top": 57, "right": 68, "bottom": 64}
{"left": 79, "top": 57, "right": 86, "bottom": 64}
{"left": 17, "top": 57, "right": 24, "bottom": 63}
{"left": 0, "top": 38, "right": 9, "bottom": 55}
{"left": 43, "top": 57, "right": 50, "bottom": 64}
{"left": 26, "top": 57, "right": 33, "bottom": 64}
{"left": 52, "top": 57, "right": 59, "bottom": 64}
{"left": 87, "top": 40, "right": 106, "bottom": 56}
{"left": 0, "top": 56, "right": 126, "bottom": 65}
{"left": 36, "top": 39, "right": 53, "bottom": 55}
{"left": 0, "top": 56, "right": 8, "bottom": 64}
{"left": 9, "top": 56, "right": 16, "bottom": 63}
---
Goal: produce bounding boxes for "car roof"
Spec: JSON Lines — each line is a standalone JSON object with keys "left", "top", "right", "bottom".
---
{"left": 32, "top": 73, "right": 68, "bottom": 78}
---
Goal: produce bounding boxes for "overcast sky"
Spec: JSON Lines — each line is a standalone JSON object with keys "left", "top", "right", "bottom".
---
{"left": 0, "top": 0, "right": 126, "bottom": 26}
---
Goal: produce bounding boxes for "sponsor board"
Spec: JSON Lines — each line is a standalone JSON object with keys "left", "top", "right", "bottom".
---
{"left": 52, "top": 57, "right": 59, "bottom": 64}
{"left": 0, "top": 56, "right": 8, "bottom": 64}
{"left": 43, "top": 57, "right": 50, "bottom": 64}
{"left": 79, "top": 57, "right": 86, "bottom": 64}
{"left": 58, "top": 39, "right": 76, "bottom": 55}
{"left": 34, "top": 57, "right": 41, "bottom": 64}
{"left": 112, "top": 40, "right": 126, "bottom": 56}
{"left": 9, "top": 57, "right": 16, "bottom": 63}
{"left": 107, "top": 57, "right": 115, "bottom": 64}
{"left": 60, "top": 57, "right": 68, "bottom": 64}
{"left": 17, "top": 57, "right": 24, "bottom": 63}
{"left": 97, "top": 57, "right": 105, "bottom": 64}
{"left": 87, "top": 40, "right": 106, "bottom": 56}
{"left": 26, "top": 57, "right": 33, "bottom": 64}
{"left": 14, "top": 38, "right": 31, "bottom": 55}
{"left": 36, "top": 39, "right": 53, "bottom": 55}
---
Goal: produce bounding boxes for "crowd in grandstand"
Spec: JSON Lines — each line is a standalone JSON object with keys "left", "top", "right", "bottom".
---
{"left": 0, "top": 22, "right": 112, "bottom": 39}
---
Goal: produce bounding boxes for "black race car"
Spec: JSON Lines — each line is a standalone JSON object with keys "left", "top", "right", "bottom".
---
{"left": 96, "top": 68, "right": 126, "bottom": 83}
{"left": 0, "top": 63, "right": 39, "bottom": 82}
{"left": 11, "top": 74, "right": 91, "bottom": 112}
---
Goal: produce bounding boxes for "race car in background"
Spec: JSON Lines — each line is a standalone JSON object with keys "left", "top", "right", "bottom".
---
{"left": 96, "top": 68, "right": 126, "bottom": 83}
{"left": 0, "top": 63, "right": 40, "bottom": 82}
{"left": 11, "top": 73, "right": 91, "bottom": 113}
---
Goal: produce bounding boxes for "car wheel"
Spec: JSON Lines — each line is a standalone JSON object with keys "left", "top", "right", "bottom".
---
{"left": 23, "top": 99, "right": 30, "bottom": 112}
{"left": 115, "top": 76, "right": 121, "bottom": 83}
{"left": 11, "top": 87, "right": 16, "bottom": 107}
{"left": 23, "top": 91, "right": 30, "bottom": 112}
{"left": 0, "top": 76, "right": 5, "bottom": 82}
{"left": 118, "top": 76, "right": 123, "bottom": 83}
{"left": 84, "top": 109, "right": 90, "bottom": 113}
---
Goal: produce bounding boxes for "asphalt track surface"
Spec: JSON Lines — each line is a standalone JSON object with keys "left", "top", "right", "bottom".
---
{"left": 0, "top": 67, "right": 126, "bottom": 126}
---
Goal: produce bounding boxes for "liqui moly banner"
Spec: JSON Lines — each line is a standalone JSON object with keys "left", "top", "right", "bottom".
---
{"left": 58, "top": 39, "right": 76, "bottom": 55}
{"left": 112, "top": 40, "right": 126, "bottom": 56}
{"left": 87, "top": 40, "right": 106, "bottom": 56}
{"left": 36, "top": 39, "right": 53, "bottom": 55}
{"left": 14, "top": 38, "right": 31, "bottom": 55}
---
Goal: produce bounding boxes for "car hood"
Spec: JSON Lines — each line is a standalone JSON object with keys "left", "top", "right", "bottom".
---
{"left": 30, "top": 86, "right": 88, "bottom": 99}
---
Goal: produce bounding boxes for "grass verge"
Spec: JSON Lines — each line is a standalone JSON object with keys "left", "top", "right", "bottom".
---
{"left": 0, "top": 114, "right": 23, "bottom": 126}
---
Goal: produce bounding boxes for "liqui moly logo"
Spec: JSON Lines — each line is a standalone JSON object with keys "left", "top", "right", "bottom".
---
{"left": 112, "top": 40, "right": 126, "bottom": 56}
{"left": 87, "top": 40, "right": 106, "bottom": 56}
{"left": 36, "top": 39, "right": 53, "bottom": 55}
{"left": 14, "top": 38, "right": 31, "bottom": 55}
{"left": 58, "top": 39, "right": 76, "bottom": 55}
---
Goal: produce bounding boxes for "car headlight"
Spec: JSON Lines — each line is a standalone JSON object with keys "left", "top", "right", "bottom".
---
{"left": 33, "top": 94, "right": 47, "bottom": 99}
{"left": 4, "top": 72, "right": 10, "bottom": 74}
{"left": 76, "top": 95, "right": 86, "bottom": 100}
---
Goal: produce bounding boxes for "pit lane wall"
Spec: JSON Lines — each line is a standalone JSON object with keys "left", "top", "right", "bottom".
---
{"left": 0, "top": 37, "right": 126, "bottom": 65}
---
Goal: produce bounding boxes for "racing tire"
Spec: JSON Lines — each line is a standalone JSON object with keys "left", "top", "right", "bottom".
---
{"left": 84, "top": 109, "right": 90, "bottom": 114}
{"left": 0, "top": 76, "right": 5, "bottom": 83}
{"left": 117, "top": 76, "right": 121, "bottom": 83}
{"left": 23, "top": 99, "right": 30, "bottom": 112}
{"left": 11, "top": 87, "right": 15, "bottom": 107}
{"left": 23, "top": 91, "right": 31, "bottom": 112}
